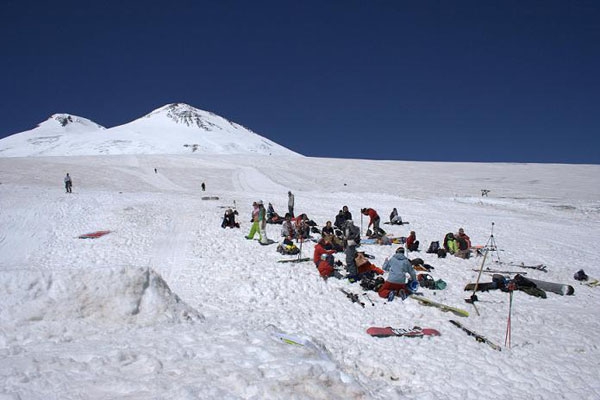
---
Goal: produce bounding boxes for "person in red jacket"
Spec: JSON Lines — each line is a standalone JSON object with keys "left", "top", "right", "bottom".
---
{"left": 405, "top": 231, "right": 420, "bottom": 252}
{"left": 361, "top": 208, "right": 383, "bottom": 236}
{"left": 313, "top": 237, "right": 336, "bottom": 266}
{"left": 314, "top": 237, "right": 339, "bottom": 279}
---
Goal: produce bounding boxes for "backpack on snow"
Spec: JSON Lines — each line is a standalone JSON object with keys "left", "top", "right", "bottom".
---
{"left": 277, "top": 243, "right": 300, "bottom": 255}
{"left": 426, "top": 241, "right": 440, "bottom": 254}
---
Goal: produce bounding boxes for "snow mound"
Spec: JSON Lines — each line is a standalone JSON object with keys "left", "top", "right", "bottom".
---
{"left": 0, "top": 267, "right": 203, "bottom": 326}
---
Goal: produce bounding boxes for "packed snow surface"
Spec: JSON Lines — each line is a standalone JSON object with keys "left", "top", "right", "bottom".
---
{"left": 1, "top": 154, "right": 599, "bottom": 399}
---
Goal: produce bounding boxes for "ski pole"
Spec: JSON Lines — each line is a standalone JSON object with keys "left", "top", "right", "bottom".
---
{"left": 298, "top": 236, "right": 303, "bottom": 261}
{"left": 360, "top": 212, "right": 363, "bottom": 236}
{"left": 505, "top": 289, "right": 513, "bottom": 348}
{"left": 467, "top": 249, "right": 489, "bottom": 307}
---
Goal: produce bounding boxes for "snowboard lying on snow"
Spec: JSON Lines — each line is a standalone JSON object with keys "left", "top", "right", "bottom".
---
{"left": 367, "top": 326, "right": 440, "bottom": 338}
{"left": 464, "top": 276, "right": 574, "bottom": 296}
{"left": 410, "top": 295, "right": 469, "bottom": 317}
{"left": 525, "top": 277, "right": 574, "bottom": 295}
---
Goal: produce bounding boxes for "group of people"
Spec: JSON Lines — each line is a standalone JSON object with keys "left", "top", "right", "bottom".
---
{"left": 443, "top": 228, "right": 472, "bottom": 259}
{"left": 233, "top": 196, "right": 475, "bottom": 301}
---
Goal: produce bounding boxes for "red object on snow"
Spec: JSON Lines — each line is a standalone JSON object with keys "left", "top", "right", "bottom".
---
{"left": 78, "top": 230, "right": 111, "bottom": 239}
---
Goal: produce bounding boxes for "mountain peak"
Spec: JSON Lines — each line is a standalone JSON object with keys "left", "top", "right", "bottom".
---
{"left": 0, "top": 104, "right": 300, "bottom": 157}
{"left": 145, "top": 103, "right": 223, "bottom": 130}
{"left": 41, "top": 114, "right": 105, "bottom": 130}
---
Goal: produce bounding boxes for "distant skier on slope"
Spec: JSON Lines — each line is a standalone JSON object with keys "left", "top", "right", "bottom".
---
{"left": 64, "top": 173, "right": 72, "bottom": 193}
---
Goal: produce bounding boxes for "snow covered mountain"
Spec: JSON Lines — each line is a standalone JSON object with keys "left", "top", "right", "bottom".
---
{"left": 0, "top": 103, "right": 300, "bottom": 157}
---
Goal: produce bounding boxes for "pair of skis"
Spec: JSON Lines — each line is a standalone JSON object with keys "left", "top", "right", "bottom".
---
{"left": 339, "top": 288, "right": 365, "bottom": 308}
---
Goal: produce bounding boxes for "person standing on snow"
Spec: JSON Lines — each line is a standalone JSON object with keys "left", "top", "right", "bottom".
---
{"left": 246, "top": 202, "right": 262, "bottom": 241}
{"left": 64, "top": 173, "right": 72, "bottom": 193}
{"left": 343, "top": 220, "right": 361, "bottom": 281}
{"left": 361, "top": 207, "right": 382, "bottom": 236}
{"left": 257, "top": 201, "right": 270, "bottom": 244}
{"left": 287, "top": 191, "right": 295, "bottom": 218}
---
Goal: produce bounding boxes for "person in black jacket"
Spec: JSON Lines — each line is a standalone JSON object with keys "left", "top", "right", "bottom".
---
{"left": 334, "top": 205, "right": 352, "bottom": 229}
{"left": 343, "top": 219, "right": 361, "bottom": 280}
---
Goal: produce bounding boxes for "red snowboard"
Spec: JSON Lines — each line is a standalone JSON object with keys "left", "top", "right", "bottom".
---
{"left": 78, "top": 230, "right": 111, "bottom": 239}
{"left": 367, "top": 326, "right": 441, "bottom": 338}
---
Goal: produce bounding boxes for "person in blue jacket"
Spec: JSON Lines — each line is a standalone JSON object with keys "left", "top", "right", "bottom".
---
{"left": 378, "top": 247, "right": 417, "bottom": 300}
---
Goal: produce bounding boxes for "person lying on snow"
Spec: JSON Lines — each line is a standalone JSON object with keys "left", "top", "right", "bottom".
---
{"left": 378, "top": 247, "right": 417, "bottom": 300}
{"left": 266, "top": 202, "right": 284, "bottom": 224}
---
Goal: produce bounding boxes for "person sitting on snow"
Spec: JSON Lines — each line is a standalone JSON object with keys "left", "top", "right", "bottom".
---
{"left": 354, "top": 252, "right": 384, "bottom": 278}
{"left": 378, "top": 247, "right": 417, "bottom": 300}
{"left": 281, "top": 213, "right": 295, "bottom": 240}
{"left": 334, "top": 206, "right": 352, "bottom": 230}
{"left": 221, "top": 208, "right": 239, "bottom": 228}
{"left": 293, "top": 213, "right": 311, "bottom": 240}
{"left": 313, "top": 236, "right": 342, "bottom": 279}
{"left": 405, "top": 231, "right": 420, "bottom": 252}
{"left": 443, "top": 232, "right": 459, "bottom": 254}
{"left": 389, "top": 208, "right": 403, "bottom": 225}
{"left": 454, "top": 227, "right": 471, "bottom": 259}
{"left": 321, "top": 220, "right": 335, "bottom": 236}
{"left": 313, "top": 236, "right": 336, "bottom": 267}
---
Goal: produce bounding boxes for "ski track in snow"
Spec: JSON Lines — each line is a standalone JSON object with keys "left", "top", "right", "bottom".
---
{"left": 0, "top": 155, "right": 600, "bottom": 399}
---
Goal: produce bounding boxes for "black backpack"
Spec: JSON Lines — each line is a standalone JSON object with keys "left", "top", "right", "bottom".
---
{"left": 426, "top": 241, "right": 440, "bottom": 254}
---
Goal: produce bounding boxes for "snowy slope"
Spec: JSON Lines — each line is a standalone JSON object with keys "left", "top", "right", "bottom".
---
{"left": 0, "top": 154, "right": 599, "bottom": 400}
{"left": 0, "top": 103, "right": 300, "bottom": 157}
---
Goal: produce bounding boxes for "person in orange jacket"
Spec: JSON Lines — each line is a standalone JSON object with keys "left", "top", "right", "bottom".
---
{"left": 354, "top": 252, "right": 384, "bottom": 277}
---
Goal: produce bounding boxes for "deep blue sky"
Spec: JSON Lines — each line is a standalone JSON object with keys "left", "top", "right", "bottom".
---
{"left": 1, "top": 0, "right": 598, "bottom": 163}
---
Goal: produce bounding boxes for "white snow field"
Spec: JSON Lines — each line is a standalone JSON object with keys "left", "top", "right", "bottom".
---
{"left": 1, "top": 154, "right": 599, "bottom": 400}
